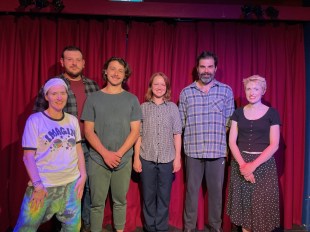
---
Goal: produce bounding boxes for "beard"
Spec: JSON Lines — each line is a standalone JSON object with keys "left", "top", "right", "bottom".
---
{"left": 65, "top": 69, "right": 83, "bottom": 79}
{"left": 199, "top": 73, "right": 214, "bottom": 85}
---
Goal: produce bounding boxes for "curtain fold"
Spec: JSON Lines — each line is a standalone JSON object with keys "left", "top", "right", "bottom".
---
{"left": 302, "top": 22, "right": 310, "bottom": 230}
{"left": 0, "top": 15, "right": 305, "bottom": 231}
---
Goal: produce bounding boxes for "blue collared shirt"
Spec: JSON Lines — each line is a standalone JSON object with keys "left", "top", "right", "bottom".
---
{"left": 179, "top": 80, "right": 234, "bottom": 158}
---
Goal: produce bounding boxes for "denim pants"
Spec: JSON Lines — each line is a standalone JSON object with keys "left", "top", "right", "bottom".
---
{"left": 140, "top": 158, "right": 174, "bottom": 232}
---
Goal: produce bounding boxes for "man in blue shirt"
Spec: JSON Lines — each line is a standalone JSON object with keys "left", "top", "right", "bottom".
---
{"left": 179, "top": 51, "right": 234, "bottom": 232}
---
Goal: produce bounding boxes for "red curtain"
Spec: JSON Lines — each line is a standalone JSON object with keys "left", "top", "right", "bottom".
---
{"left": 0, "top": 15, "right": 305, "bottom": 231}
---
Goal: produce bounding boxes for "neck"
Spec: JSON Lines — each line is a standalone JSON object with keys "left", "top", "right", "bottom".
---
{"left": 247, "top": 102, "right": 263, "bottom": 109}
{"left": 152, "top": 97, "right": 164, "bottom": 105}
{"left": 197, "top": 79, "right": 214, "bottom": 92}
{"left": 45, "top": 109, "right": 63, "bottom": 120}
{"left": 63, "top": 73, "right": 82, "bottom": 81}
{"left": 103, "top": 84, "right": 123, "bottom": 94}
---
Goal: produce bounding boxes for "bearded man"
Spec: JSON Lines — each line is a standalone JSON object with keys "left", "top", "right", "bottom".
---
{"left": 179, "top": 51, "right": 235, "bottom": 232}
{"left": 33, "top": 46, "right": 99, "bottom": 232}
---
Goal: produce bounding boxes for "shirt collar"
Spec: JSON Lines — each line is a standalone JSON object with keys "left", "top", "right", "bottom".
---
{"left": 190, "top": 79, "right": 220, "bottom": 90}
{"left": 148, "top": 99, "right": 168, "bottom": 106}
{"left": 60, "top": 74, "right": 86, "bottom": 84}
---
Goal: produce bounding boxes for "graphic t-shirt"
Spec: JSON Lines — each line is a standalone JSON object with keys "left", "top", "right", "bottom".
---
{"left": 22, "top": 112, "right": 82, "bottom": 187}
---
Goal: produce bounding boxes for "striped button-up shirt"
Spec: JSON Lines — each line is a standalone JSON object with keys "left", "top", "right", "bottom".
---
{"left": 179, "top": 80, "right": 234, "bottom": 158}
{"left": 139, "top": 101, "right": 182, "bottom": 163}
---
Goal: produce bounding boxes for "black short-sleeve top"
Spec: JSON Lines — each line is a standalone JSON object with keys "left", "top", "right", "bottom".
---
{"left": 231, "top": 107, "right": 281, "bottom": 152}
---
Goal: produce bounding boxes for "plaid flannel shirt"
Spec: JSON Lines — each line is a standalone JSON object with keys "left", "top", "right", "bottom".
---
{"left": 179, "top": 80, "right": 235, "bottom": 158}
{"left": 33, "top": 74, "right": 100, "bottom": 117}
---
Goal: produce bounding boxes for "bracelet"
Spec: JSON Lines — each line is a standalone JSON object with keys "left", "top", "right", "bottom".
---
{"left": 34, "top": 183, "right": 44, "bottom": 192}
{"left": 32, "top": 180, "right": 42, "bottom": 187}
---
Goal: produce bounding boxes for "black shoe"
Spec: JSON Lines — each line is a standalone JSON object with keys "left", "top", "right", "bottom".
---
{"left": 80, "top": 222, "right": 91, "bottom": 232}
{"left": 183, "top": 229, "right": 196, "bottom": 232}
{"left": 210, "top": 228, "right": 223, "bottom": 232}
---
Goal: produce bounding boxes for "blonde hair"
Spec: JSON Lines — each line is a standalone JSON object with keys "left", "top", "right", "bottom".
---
{"left": 243, "top": 75, "right": 267, "bottom": 94}
{"left": 145, "top": 72, "right": 171, "bottom": 102}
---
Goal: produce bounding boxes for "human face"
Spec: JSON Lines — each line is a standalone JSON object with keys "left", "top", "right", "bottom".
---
{"left": 151, "top": 75, "right": 167, "bottom": 100}
{"left": 60, "top": 50, "right": 85, "bottom": 79}
{"left": 197, "top": 57, "right": 217, "bottom": 85}
{"left": 245, "top": 81, "right": 264, "bottom": 104}
{"left": 105, "top": 60, "right": 126, "bottom": 87}
{"left": 45, "top": 85, "right": 68, "bottom": 112}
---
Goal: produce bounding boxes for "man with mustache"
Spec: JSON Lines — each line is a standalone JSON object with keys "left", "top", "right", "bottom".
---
{"left": 179, "top": 51, "right": 234, "bottom": 232}
{"left": 81, "top": 57, "right": 142, "bottom": 232}
{"left": 33, "top": 46, "right": 100, "bottom": 232}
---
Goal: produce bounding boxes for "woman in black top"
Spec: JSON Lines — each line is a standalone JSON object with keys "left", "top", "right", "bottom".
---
{"left": 227, "top": 75, "right": 281, "bottom": 232}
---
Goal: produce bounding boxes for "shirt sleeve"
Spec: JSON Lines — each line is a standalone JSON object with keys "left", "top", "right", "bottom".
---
{"left": 73, "top": 115, "right": 82, "bottom": 143}
{"left": 178, "top": 90, "right": 187, "bottom": 129}
{"left": 139, "top": 104, "right": 145, "bottom": 136}
{"left": 225, "top": 87, "right": 235, "bottom": 127}
{"left": 171, "top": 103, "right": 182, "bottom": 134}
{"left": 22, "top": 115, "right": 38, "bottom": 150}
{"left": 81, "top": 95, "right": 95, "bottom": 122}
{"left": 130, "top": 96, "right": 142, "bottom": 122}
{"left": 270, "top": 107, "right": 281, "bottom": 126}
{"left": 231, "top": 108, "right": 240, "bottom": 122}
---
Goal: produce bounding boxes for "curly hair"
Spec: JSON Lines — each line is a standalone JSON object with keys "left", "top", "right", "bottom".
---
{"left": 102, "top": 57, "right": 131, "bottom": 82}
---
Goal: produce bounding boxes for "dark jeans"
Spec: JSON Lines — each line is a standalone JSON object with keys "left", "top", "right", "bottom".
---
{"left": 184, "top": 156, "right": 225, "bottom": 230}
{"left": 140, "top": 158, "right": 174, "bottom": 232}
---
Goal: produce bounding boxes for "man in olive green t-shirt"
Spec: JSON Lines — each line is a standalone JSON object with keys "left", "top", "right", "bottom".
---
{"left": 81, "top": 57, "right": 142, "bottom": 232}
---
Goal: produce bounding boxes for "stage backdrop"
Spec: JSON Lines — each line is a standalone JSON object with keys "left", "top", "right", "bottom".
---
{"left": 0, "top": 15, "right": 305, "bottom": 231}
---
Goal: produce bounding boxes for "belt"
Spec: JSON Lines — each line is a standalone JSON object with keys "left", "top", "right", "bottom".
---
{"left": 242, "top": 151, "right": 262, "bottom": 154}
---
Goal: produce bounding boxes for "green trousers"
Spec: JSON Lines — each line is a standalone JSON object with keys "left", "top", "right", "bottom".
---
{"left": 89, "top": 158, "right": 132, "bottom": 232}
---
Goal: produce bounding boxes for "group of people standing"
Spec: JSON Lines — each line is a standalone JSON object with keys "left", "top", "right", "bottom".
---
{"left": 13, "top": 46, "right": 281, "bottom": 232}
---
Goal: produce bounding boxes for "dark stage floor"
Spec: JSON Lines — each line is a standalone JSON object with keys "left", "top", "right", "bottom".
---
{"left": 100, "top": 224, "right": 309, "bottom": 232}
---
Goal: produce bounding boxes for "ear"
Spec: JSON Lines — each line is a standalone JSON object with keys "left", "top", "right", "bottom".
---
{"left": 44, "top": 93, "right": 49, "bottom": 101}
{"left": 60, "top": 58, "right": 64, "bottom": 68}
{"left": 82, "top": 59, "right": 85, "bottom": 68}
